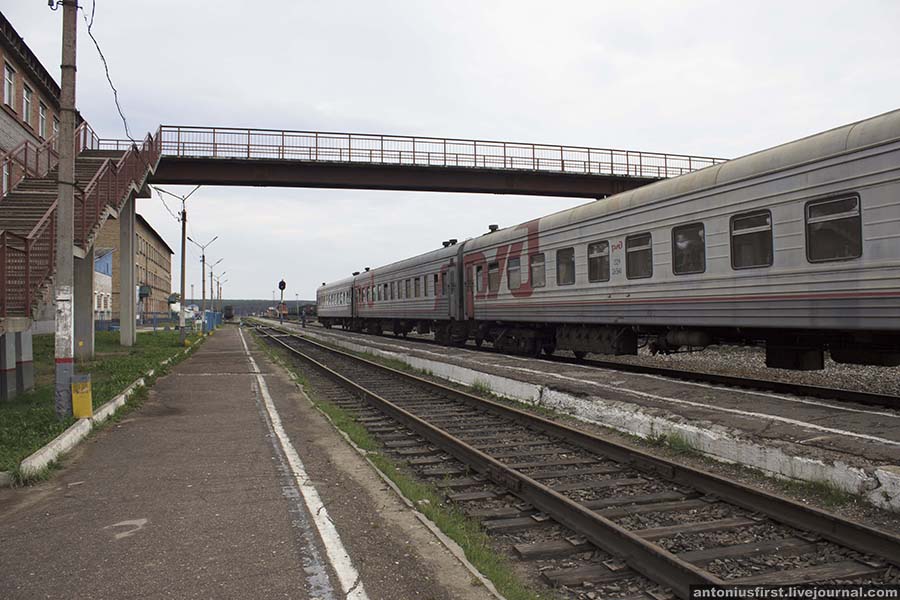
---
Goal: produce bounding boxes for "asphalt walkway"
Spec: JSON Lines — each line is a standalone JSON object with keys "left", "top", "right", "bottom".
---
{"left": 0, "top": 326, "right": 493, "bottom": 600}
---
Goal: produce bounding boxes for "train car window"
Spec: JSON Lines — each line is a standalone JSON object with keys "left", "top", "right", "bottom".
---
{"left": 626, "top": 233, "right": 653, "bottom": 279}
{"left": 588, "top": 241, "right": 610, "bottom": 282}
{"left": 405, "top": 279, "right": 410, "bottom": 299}
{"left": 488, "top": 262, "right": 500, "bottom": 292}
{"left": 390, "top": 282, "right": 395, "bottom": 300}
{"left": 507, "top": 257, "right": 521, "bottom": 290}
{"left": 433, "top": 274, "right": 439, "bottom": 296}
{"left": 441, "top": 272, "right": 447, "bottom": 296}
{"left": 556, "top": 248, "right": 575, "bottom": 285}
{"left": 672, "top": 223, "right": 706, "bottom": 275}
{"left": 475, "top": 265, "right": 484, "bottom": 293}
{"left": 530, "top": 253, "right": 546, "bottom": 288}
{"left": 731, "top": 210, "right": 773, "bottom": 269}
{"left": 384, "top": 284, "right": 389, "bottom": 300}
{"left": 806, "top": 196, "right": 862, "bottom": 262}
{"left": 413, "top": 277, "right": 420, "bottom": 298}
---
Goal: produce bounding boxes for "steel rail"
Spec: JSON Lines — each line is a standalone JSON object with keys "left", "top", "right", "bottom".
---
{"left": 254, "top": 323, "right": 900, "bottom": 596}
{"left": 256, "top": 326, "right": 723, "bottom": 598}
{"left": 313, "top": 324, "right": 900, "bottom": 410}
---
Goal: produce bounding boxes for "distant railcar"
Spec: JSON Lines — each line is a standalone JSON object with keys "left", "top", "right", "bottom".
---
{"left": 223, "top": 305, "right": 234, "bottom": 320}
{"left": 317, "top": 110, "right": 900, "bottom": 370}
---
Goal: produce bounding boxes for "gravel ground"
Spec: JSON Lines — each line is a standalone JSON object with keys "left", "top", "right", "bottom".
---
{"left": 576, "top": 344, "right": 900, "bottom": 396}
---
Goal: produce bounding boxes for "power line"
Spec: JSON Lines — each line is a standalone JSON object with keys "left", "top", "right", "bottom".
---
{"left": 80, "top": 0, "right": 134, "bottom": 143}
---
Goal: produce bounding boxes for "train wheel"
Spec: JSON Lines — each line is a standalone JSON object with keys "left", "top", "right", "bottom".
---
{"left": 573, "top": 350, "right": 587, "bottom": 360}
{"left": 542, "top": 344, "right": 556, "bottom": 357}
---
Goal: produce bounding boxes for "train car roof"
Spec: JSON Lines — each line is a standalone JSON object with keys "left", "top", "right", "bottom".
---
{"left": 319, "top": 276, "right": 355, "bottom": 290}
{"left": 465, "top": 108, "right": 900, "bottom": 251}
{"left": 321, "top": 244, "right": 463, "bottom": 290}
{"left": 357, "top": 243, "right": 462, "bottom": 278}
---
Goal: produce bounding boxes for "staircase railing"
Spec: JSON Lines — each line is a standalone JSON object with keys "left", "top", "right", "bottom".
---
{"left": 0, "top": 129, "right": 160, "bottom": 317}
{"left": 0, "top": 122, "right": 100, "bottom": 200}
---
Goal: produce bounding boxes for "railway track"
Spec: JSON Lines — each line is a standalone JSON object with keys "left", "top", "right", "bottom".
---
{"left": 253, "top": 324, "right": 900, "bottom": 599}
{"left": 303, "top": 322, "right": 900, "bottom": 410}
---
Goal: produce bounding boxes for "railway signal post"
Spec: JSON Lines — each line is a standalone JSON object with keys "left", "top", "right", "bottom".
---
{"left": 278, "top": 279, "right": 286, "bottom": 325}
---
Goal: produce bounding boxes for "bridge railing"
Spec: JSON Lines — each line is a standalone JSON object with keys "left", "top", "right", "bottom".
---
{"left": 157, "top": 126, "right": 726, "bottom": 179}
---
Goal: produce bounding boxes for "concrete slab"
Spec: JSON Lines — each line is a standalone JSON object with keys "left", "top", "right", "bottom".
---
{"left": 0, "top": 326, "right": 495, "bottom": 600}
{"left": 267, "top": 320, "right": 900, "bottom": 512}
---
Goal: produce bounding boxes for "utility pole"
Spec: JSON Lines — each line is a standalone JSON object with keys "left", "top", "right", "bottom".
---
{"left": 179, "top": 206, "right": 187, "bottom": 343}
{"left": 54, "top": 0, "right": 77, "bottom": 419}
{"left": 188, "top": 235, "right": 217, "bottom": 335}
{"left": 155, "top": 185, "right": 198, "bottom": 345}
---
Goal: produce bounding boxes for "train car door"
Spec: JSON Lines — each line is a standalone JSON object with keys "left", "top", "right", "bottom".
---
{"left": 465, "top": 265, "right": 475, "bottom": 320}
{"left": 447, "top": 264, "right": 459, "bottom": 320}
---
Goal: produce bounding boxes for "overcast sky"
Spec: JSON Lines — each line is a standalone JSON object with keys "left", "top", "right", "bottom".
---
{"left": 6, "top": 1, "right": 900, "bottom": 300}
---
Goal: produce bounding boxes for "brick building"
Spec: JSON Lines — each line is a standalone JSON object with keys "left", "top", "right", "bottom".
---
{"left": 1, "top": 11, "right": 62, "bottom": 193}
{"left": 94, "top": 214, "right": 174, "bottom": 319}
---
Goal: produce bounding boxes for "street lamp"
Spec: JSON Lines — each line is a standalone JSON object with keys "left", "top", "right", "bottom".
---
{"left": 187, "top": 235, "right": 218, "bottom": 334}
{"left": 156, "top": 185, "right": 200, "bottom": 344}
{"left": 207, "top": 259, "right": 224, "bottom": 326}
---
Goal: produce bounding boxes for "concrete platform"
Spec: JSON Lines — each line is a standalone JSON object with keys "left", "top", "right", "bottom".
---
{"left": 0, "top": 326, "right": 495, "bottom": 600}
{"left": 269, "top": 320, "right": 900, "bottom": 512}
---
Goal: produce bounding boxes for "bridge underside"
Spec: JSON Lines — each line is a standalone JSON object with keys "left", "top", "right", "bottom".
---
{"left": 151, "top": 157, "right": 659, "bottom": 198}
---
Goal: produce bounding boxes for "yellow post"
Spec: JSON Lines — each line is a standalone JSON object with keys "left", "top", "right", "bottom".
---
{"left": 71, "top": 373, "right": 92, "bottom": 418}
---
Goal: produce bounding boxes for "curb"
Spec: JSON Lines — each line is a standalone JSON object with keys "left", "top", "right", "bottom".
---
{"left": 291, "top": 324, "right": 900, "bottom": 513}
{"left": 253, "top": 330, "right": 506, "bottom": 600}
{"left": 3, "top": 335, "right": 205, "bottom": 485}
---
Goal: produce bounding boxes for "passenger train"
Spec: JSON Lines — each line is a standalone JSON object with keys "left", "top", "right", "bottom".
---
{"left": 318, "top": 110, "right": 900, "bottom": 370}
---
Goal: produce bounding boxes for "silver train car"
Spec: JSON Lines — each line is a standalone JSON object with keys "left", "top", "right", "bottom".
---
{"left": 318, "top": 110, "right": 900, "bottom": 370}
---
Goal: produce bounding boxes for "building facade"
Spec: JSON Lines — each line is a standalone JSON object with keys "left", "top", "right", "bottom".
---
{"left": 1, "top": 11, "right": 62, "bottom": 194}
{"left": 95, "top": 214, "right": 174, "bottom": 319}
{"left": 94, "top": 249, "right": 113, "bottom": 322}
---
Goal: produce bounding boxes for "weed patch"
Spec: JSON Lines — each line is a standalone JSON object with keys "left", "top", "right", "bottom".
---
{"left": 0, "top": 330, "right": 201, "bottom": 472}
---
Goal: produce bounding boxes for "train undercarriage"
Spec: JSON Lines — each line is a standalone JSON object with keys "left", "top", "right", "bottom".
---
{"left": 317, "top": 317, "right": 900, "bottom": 370}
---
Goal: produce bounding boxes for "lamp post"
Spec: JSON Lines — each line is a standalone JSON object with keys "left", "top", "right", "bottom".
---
{"left": 187, "top": 235, "right": 217, "bottom": 334}
{"left": 207, "top": 259, "right": 223, "bottom": 329}
{"left": 156, "top": 185, "right": 200, "bottom": 345}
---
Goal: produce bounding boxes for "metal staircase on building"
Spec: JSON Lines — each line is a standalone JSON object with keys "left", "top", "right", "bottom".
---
{"left": 0, "top": 124, "right": 160, "bottom": 319}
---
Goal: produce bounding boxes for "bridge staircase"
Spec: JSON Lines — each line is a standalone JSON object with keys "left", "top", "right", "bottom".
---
{"left": 0, "top": 125, "right": 160, "bottom": 320}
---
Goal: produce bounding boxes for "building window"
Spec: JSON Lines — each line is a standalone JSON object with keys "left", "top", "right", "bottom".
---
{"left": 588, "top": 241, "right": 610, "bottom": 282}
{"left": 556, "top": 247, "right": 575, "bottom": 286}
{"left": 626, "top": 233, "right": 653, "bottom": 279}
{"left": 529, "top": 253, "right": 546, "bottom": 288}
{"left": 475, "top": 265, "right": 484, "bottom": 293}
{"left": 488, "top": 262, "right": 500, "bottom": 292}
{"left": 731, "top": 210, "right": 773, "bottom": 269}
{"left": 507, "top": 257, "right": 521, "bottom": 290}
{"left": 23, "top": 86, "right": 33, "bottom": 126}
{"left": 3, "top": 63, "right": 13, "bottom": 107}
{"left": 672, "top": 223, "right": 706, "bottom": 275}
{"left": 39, "top": 103, "right": 47, "bottom": 138}
{"left": 52, "top": 117, "right": 59, "bottom": 149}
{"left": 2, "top": 163, "right": 9, "bottom": 196}
{"left": 806, "top": 195, "right": 862, "bottom": 262}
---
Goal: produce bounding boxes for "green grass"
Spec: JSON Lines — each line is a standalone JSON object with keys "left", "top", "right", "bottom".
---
{"left": 648, "top": 431, "right": 701, "bottom": 457}
{"left": 0, "top": 330, "right": 201, "bottom": 473}
{"left": 252, "top": 331, "right": 549, "bottom": 600}
{"left": 775, "top": 477, "right": 858, "bottom": 509}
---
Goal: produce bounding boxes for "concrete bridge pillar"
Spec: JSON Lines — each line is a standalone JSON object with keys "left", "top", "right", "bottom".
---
{"left": 74, "top": 246, "right": 95, "bottom": 360}
{"left": 15, "top": 326, "right": 34, "bottom": 394}
{"left": 119, "top": 194, "right": 136, "bottom": 347}
{"left": 0, "top": 333, "right": 15, "bottom": 401}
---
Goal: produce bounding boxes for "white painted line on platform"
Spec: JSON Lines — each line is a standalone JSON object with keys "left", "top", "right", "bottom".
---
{"left": 239, "top": 328, "right": 369, "bottom": 600}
